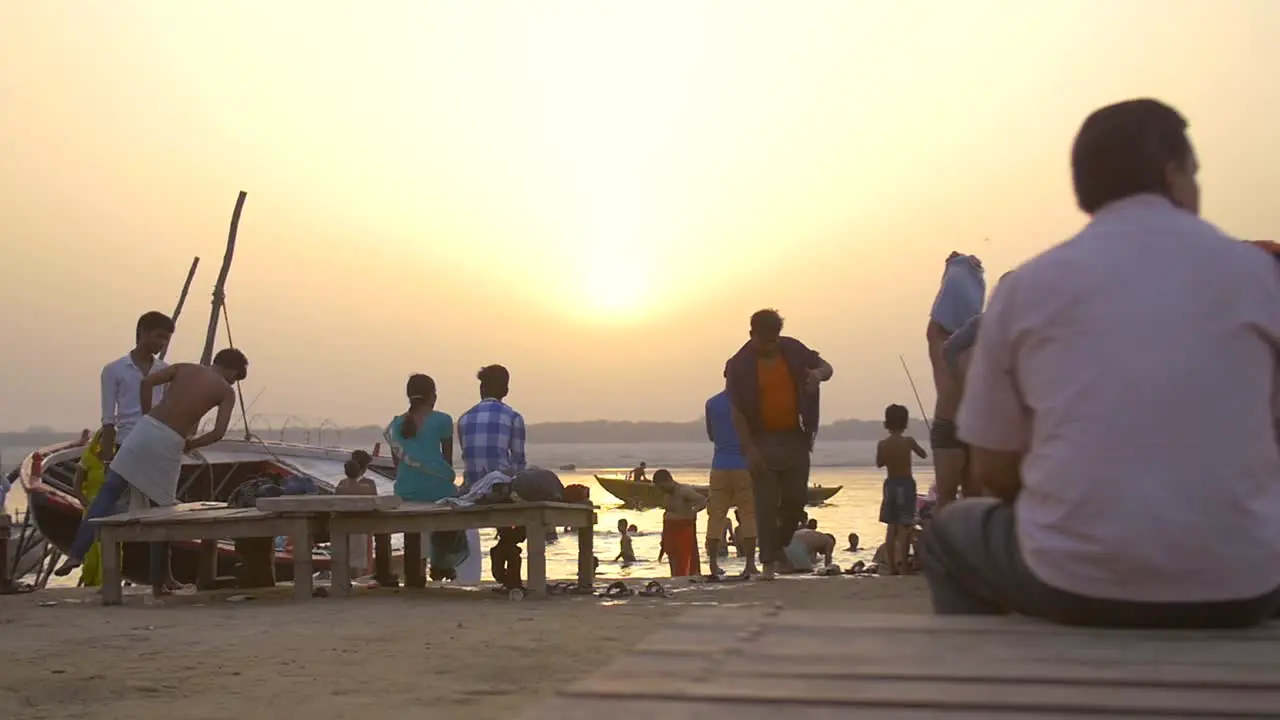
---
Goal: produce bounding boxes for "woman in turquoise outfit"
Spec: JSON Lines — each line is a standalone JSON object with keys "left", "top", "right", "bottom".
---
{"left": 384, "top": 374, "right": 468, "bottom": 578}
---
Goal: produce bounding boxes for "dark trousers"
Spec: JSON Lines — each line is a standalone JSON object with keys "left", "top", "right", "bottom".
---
{"left": 922, "top": 498, "right": 1280, "bottom": 628}
{"left": 490, "top": 527, "right": 526, "bottom": 590}
{"left": 749, "top": 431, "right": 810, "bottom": 565}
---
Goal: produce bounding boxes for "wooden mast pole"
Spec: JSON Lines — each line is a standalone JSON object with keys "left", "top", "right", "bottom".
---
{"left": 199, "top": 191, "right": 247, "bottom": 365}
{"left": 158, "top": 256, "right": 200, "bottom": 362}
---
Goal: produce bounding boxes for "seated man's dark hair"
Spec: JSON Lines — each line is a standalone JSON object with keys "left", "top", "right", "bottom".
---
{"left": 135, "top": 311, "right": 175, "bottom": 341}
{"left": 213, "top": 348, "right": 249, "bottom": 381}
{"left": 350, "top": 449, "right": 372, "bottom": 469}
{"left": 477, "top": 364, "right": 510, "bottom": 395}
{"left": 749, "top": 309, "right": 784, "bottom": 339}
{"left": 343, "top": 459, "right": 362, "bottom": 479}
{"left": 1071, "top": 98, "right": 1192, "bottom": 214}
{"left": 884, "top": 404, "right": 910, "bottom": 432}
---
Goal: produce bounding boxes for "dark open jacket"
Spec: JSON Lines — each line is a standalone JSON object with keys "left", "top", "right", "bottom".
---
{"left": 725, "top": 337, "right": 828, "bottom": 442}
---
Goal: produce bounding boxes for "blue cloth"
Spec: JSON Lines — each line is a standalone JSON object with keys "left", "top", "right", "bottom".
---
{"left": 725, "top": 337, "right": 828, "bottom": 442}
{"left": 705, "top": 391, "right": 748, "bottom": 470}
{"left": 384, "top": 412, "right": 457, "bottom": 502}
{"left": 0, "top": 469, "right": 11, "bottom": 511}
{"left": 457, "top": 398, "right": 527, "bottom": 488}
{"left": 930, "top": 254, "right": 986, "bottom": 333}
{"left": 879, "top": 475, "right": 918, "bottom": 527}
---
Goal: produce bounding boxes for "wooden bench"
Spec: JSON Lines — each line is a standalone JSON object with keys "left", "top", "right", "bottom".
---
{"left": 91, "top": 502, "right": 318, "bottom": 605}
{"left": 324, "top": 501, "right": 596, "bottom": 598}
{"left": 526, "top": 606, "right": 1280, "bottom": 718}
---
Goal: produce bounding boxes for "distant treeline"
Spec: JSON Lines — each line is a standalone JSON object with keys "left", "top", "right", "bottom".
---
{"left": 2, "top": 417, "right": 927, "bottom": 449}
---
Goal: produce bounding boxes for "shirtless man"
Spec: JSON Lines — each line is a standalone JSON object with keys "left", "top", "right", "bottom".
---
{"left": 56, "top": 349, "right": 249, "bottom": 596}
{"left": 653, "top": 469, "right": 707, "bottom": 577}
{"left": 777, "top": 529, "right": 835, "bottom": 573}
{"left": 628, "top": 462, "right": 648, "bottom": 483}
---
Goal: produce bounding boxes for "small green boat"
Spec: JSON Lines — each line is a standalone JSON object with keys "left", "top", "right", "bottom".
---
{"left": 593, "top": 475, "right": 842, "bottom": 509}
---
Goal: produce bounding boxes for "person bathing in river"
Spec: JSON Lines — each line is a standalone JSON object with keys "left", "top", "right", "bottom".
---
{"left": 653, "top": 469, "right": 706, "bottom": 577}
{"left": 877, "top": 404, "right": 927, "bottom": 575}
{"left": 384, "top": 374, "right": 467, "bottom": 581}
{"left": 777, "top": 529, "right": 835, "bottom": 573}
{"left": 57, "top": 349, "right": 249, "bottom": 597}
{"left": 614, "top": 519, "right": 637, "bottom": 566}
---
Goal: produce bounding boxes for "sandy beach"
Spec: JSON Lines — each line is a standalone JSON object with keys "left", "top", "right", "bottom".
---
{"left": 2, "top": 574, "right": 928, "bottom": 720}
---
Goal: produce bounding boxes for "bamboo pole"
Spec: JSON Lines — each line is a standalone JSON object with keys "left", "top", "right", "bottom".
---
{"left": 199, "top": 191, "right": 247, "bottom": 365}
{"left": 158, "top": 256, "right": 200, "bottom": 362}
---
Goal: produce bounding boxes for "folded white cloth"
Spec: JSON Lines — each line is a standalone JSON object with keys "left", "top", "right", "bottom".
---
{"left": 109, "top": 415, "right": 183, "bottom": 506}
{"left": 440, "top": 470, "right": 512, "bottom": 507}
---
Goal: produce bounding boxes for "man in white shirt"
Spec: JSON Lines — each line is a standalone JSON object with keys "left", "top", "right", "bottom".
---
{"left": 921, "top": 98, "right": 1280, "bottom": 628}
{"left": 87, "top": 311, "right": 179, "bottom": 591}
{"left": 99, "top": 311, "right": 174, "bottom": 459}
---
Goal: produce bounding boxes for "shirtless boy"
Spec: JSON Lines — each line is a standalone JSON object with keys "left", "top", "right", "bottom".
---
{"left": 336, "top": 452, "right": 377, "bottom": 578}
{"left": 614, "top": 519, "right": 637, "bottom": 565}
{"left": 653, "top": 469, "right": 707, "bottom": 577}
{"left": 876, "top": 404, "right": 927, "bottom": 575}
{"left": 57, "top": 349, "right": 249, "bottom": 596}
{"left": 777, "top": 529, "right": 835, "bottom": 573}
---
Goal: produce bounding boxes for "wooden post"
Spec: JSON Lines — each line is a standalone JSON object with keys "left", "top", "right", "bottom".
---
{"left": 159, "top": 256, "right": 200, "bottom": 363}
{"left": 404, "top": 532, "right": 425, "bottom": 587}
{"left": 526, "top": 516, "right": 547, "bottom": 598}
{"left": 291, "top": 518, "right": 313, "bottom": 602}
{"left": 0, "top": 514, "right": 11, "bottom": 592}
{"left": 100, "top": 527, "right": 123, "bottom": 606}
{"left": 577, "top": 519, "right": 594, "bottom": 589}
{"left": 200, "top": 191, "right": 247, "bottom": 365}
{"left": 330, "top": 527, "right": 351, "bottom": 597}
{"left": 373, "top": 534, "right": 396, "bottom": 587}
{"left": 234, "top": 537, "right": 276, "bottom": 588}
{"left": 197, "top": 539, "right": 218, "bottom": 589}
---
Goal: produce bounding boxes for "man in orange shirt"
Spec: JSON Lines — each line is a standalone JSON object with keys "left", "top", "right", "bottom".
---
{"left": 726, "top": 309, "right": 834, "bottom": 580}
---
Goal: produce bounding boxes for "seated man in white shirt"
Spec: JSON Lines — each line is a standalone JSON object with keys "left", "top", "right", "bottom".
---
{"left": 921, "top": 98, "right": 1280, "bottom": 628}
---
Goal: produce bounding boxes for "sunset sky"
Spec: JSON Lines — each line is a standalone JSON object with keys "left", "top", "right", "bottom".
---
{"left": 2, "top": 1, "right": 1277, "bottom": 431}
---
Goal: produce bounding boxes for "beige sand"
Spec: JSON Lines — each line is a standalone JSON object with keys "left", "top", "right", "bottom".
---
{"left": 1, "top": 575, "right": 930, "bottom": 720}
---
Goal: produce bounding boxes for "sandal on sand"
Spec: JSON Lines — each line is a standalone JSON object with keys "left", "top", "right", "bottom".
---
{"left": 598, "top": 581, "right": 633, "bottom": 599}
{"left": 637, "top": 581, "right": 672, "bottom": 598}
{"left": 547, "top": 581, "right": 577, "bottom": 596}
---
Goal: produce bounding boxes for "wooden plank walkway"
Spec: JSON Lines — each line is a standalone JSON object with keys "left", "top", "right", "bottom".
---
{"left": 526, "top": 607, "right": 1280, "bottom": 718}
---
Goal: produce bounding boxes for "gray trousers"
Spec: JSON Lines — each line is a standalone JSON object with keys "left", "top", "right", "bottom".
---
{"left": 921, "top": 498, "right": 1280, "bottom": 628}
{"left": 749, "top": 431, "right": 810, "bottom": 565}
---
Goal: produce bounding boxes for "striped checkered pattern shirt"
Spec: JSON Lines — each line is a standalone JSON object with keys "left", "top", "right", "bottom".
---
{"left": 457, "top": 398, "right": 527, "bottom": 487}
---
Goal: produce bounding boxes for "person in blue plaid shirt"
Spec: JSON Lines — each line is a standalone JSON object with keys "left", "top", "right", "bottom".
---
{"left": 457, "top": 364, "right": 528, "bottom": 489}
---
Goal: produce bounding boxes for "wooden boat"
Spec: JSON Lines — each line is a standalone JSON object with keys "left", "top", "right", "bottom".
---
{"left": 594, "top": 474, "right": 842, "bottom": 508}
{"left": 18, "top": 436, "right": 400, "bottom": 585}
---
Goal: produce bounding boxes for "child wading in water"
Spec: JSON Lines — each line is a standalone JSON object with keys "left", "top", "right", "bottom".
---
{"left": 614, "top": 519, "right": 637, "bottom": 566}
{"left": 336, "top": 451, "right": 376, "bottom": 578}
{"left": 876, "top": 404, "right": 926, "bottom": 575}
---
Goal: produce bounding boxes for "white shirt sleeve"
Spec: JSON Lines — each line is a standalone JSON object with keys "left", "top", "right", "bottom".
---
{"left": 956, "top": 277, "right": 1031, "bottom": 452}
{"left": 100, "top": 362, "right": 118, "bottom": 427}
